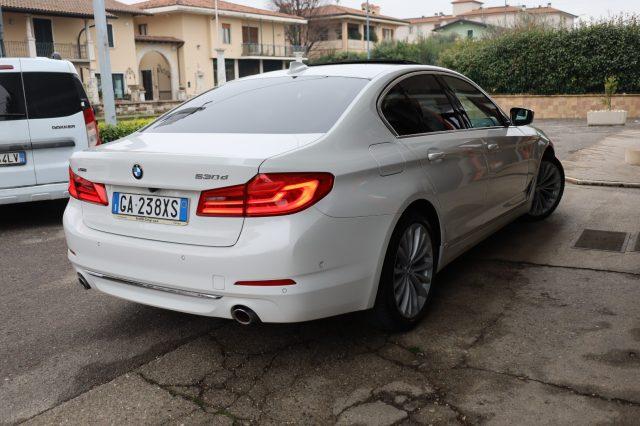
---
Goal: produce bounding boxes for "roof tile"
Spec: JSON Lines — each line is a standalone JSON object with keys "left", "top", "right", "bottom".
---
{"left": 0, "top": 0, "right": 145, "bottom": 18}
{"left": 136, "top": 0, "right": 304, "bottom": 20}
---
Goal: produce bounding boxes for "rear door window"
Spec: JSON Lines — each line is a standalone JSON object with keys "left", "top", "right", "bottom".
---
{"left": 441, "top": 75, "right": 506, "bottom": 128}
{"left": 380, "top": 73, "right": 463, "bottom": 137}
{"left": 22, "top": 72, "right": 83, "bottom": 119}
{"left": 0, "top": 73, "right": 27, "bottom": 121}
{"left": 144, "top": 76, "right": 368, "bottom": 134}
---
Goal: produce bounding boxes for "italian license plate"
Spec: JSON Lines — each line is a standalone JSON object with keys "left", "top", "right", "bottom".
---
{"left": 112, "top": 192, "right": 189, "bottom": 225}
{"left": 0, "top": 151, "right": 26, "bottom": 167}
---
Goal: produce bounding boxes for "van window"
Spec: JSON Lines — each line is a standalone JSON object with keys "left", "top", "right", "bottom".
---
{"left": 380, "top": 74, "right": 463, "bottom": 136}
{"left": 23, "top": 72, "right": 83, "bottom": 119}
{"left": 0, "top": 73, "right": 27, "bottom": 121}
{"left": 144, "top": 76, "right": 368, "bottom": 134}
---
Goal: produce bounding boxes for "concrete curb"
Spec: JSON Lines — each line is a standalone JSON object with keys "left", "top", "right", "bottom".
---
{"left": 566, "top": 177, "right": 640, "bottom": 189}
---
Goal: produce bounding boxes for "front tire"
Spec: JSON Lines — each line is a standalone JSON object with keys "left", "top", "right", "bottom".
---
{"left": 371, "top": 211, "right": 436, "bottom": 332}
{"left": 524, "top": 156, "right": 565, "bottom": 221}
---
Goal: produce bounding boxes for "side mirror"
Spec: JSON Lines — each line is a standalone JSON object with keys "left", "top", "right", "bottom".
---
{"left": 510, "top": 108, "right": 534, "bottom": 126}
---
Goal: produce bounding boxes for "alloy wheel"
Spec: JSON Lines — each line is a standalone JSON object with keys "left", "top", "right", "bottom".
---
{"left": 393, "top": 223, "right": 433, "bottom": 319}
{"left": 531, "top": 160, "right": 563, "bottom": 217}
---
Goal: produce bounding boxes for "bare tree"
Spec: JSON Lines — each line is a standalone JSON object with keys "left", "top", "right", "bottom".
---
{"left": 271, "top": 0, "right": 328, "bottom": 52}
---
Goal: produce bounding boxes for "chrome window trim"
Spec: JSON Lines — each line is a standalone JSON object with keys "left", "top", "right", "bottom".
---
{"left": 376, "top": 70, "right": 510, "bottom": 140}
{"left": 84, "top": 270, "right": 223, "bottom": 300}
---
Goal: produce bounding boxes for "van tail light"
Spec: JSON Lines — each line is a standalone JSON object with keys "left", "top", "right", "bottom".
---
{"left": 83, "top": 105, "right": 101, "bottom": 147}
{"left": 68, "top": 168, "right": 108, "bottom": 206}
{"left": 197, "top": 172, "right": 334, "bottom": 217}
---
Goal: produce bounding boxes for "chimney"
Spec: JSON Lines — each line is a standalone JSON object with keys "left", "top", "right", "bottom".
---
{"left": 452, "top": 0, "right": 484, "bottom": 16}
{"left": 361, "top": 3, "right": 380, "bottom": 15}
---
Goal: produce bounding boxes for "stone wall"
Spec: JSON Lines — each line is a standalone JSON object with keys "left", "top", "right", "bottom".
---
{"left": 492, "top": 94, "right": 640, "bottom": 119}
{"left": 94, "top": 100, "right": 182, "bottom": 118}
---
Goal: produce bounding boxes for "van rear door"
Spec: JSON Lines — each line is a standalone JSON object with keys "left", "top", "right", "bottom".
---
{"left": 0, "top": 58, "right": 36, "bottom": 190}
{"left": 22, "top": 62, "right": 87, "bottom": 185}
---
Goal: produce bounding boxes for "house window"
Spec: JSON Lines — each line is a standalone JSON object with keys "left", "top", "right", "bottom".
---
{"left": 383, "top": 28, "right": 394, "bottom": 40}
{"left": 222, "top": 24, "right": 231, "bottom": 44}
{"left": 138, "top": 24, "right": 148, "bottom": 36}
{"left": 107, "top": 24, "right": 114, "bottom": 47}
{"left": 242, "top": 26, "right": 259, "bottom": 44}
{"left": 96, "top": 73, "right": 125, "bottom": 99}
{"left": 347, "top": 23, "right": 361, "bottom": 40}
{"left": 318, "top": 27, "right": 329, "bottom": 41}
{"left": 467, "top": 29, "right": 474, "bottom": 38}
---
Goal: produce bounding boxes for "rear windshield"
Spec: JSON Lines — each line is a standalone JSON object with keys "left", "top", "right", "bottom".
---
{"left": 143, "top": 76, "right": 368, "bottom": 134}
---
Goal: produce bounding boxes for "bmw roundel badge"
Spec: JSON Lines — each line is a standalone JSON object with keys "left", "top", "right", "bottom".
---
{"left": 132, "top": 164, "right": 143, "bottom": 180}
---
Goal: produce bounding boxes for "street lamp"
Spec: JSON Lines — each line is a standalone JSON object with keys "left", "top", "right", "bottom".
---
{"left": 365, "top": 0, "right": 371, "bottom": 60}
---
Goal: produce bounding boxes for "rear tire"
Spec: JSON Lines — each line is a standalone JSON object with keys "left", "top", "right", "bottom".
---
{"left": 523, "top": 156, "right": 565, "bottom": 222}
{"left": 370, "top": 211, "right": 436, "bottom": 332}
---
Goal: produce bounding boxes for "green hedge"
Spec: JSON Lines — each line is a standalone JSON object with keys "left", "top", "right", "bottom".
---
{"left": 309, "top": 35, "right": 457, "bottom": 65}
{"left": 98, "top": 118, "right": 155, "bottom": 143}
{"left": 439, "top": 21, "right": 640, "bottom": 94}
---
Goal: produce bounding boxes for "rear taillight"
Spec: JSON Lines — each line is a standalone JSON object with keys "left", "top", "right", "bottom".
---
{"left": 68, "top": 168, "right": 108, "bottom": 206}
{"left": 197, "top": 172, "right": 334, "bottom": 217}
{"left": 83, "top": 106, "right": 101, "bottom": 147}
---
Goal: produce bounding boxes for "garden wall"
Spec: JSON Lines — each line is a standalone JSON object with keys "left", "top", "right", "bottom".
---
{"left": 492, "top": 94, "right": 640, "bottom": 119}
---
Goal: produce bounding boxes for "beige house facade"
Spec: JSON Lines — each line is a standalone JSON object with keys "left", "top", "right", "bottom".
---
{"left": 306, "top": 3, "right": 408, "bottom": 59}
{"left": 397, "top": 0, "right": 577, "bottom": 42}
{"left": 133, "top": 0, "right": 307, "bottom": 99}
{"left": 0, "top": 0, "right": 144, "bottom": 104}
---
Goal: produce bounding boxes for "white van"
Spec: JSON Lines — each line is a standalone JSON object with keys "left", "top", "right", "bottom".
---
{"left": 0, "top": 57, "right": 100, "bottom": 205}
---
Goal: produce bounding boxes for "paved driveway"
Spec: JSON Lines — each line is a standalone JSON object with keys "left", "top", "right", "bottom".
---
{"left": 1, "top": 121, "right": 639, "bottom": 424}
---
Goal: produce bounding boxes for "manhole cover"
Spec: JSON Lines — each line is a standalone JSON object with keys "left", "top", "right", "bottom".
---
{"left": 574, "top": 229, "right": 628, "bottom": 252}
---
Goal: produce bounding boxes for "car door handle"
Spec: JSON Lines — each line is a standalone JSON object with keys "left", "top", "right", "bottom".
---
{"left": 486, "top": 143, "right": 500, "bottom": 152}
{"left": 427, "top": 152, "right": 446, "bottom": 162}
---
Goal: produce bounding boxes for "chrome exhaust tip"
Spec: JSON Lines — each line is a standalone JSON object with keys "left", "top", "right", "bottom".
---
{"left": 77, "top": 273, "right": 91, "bottom": 290}
{"left": 231, "top": 306, "right": 259, "bottom": 325}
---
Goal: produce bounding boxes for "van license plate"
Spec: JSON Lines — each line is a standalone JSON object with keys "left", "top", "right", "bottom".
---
{"left": 0, "top": 151, "right": 26, "bottom": 167}
{"left": 112, "top": 192, "right": 189, "bottom": 225}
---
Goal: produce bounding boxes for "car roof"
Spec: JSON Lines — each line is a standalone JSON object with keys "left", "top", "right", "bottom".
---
{"left": 0, "top": 57, "right": 77, "bottom": 74}
{"left": 243, "top": 63, "right": 456, "bottom": 81}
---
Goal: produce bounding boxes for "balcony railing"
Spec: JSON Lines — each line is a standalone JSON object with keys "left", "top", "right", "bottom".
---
{"left": 36, "top": 42, "right": 88, "bottom": 61}
{"left": 2, "top": 41, "right": 88, "bottom": 60}
{"left": 3, "top": 41, "right": 29, "bottom": 57}
{"left": 241, "top": 43, "right": 304, "bottom": 58}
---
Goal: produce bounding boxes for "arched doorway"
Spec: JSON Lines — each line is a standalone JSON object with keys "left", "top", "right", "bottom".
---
{"left": 139, "top": 50, "right": 172, "bottom": 101}
{"left": 136, "top": 41, "right": 181, "bottom": 100}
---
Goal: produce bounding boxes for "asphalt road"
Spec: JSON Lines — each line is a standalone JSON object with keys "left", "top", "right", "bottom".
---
{"left": 2, "top": 121, "right": 639, "bottom": 424}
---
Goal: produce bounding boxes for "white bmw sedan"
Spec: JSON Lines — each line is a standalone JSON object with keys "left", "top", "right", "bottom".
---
{"left": 64, "top": 62, "right": 564, "bottom": 330}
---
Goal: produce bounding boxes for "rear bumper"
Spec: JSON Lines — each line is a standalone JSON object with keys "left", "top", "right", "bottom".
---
{"left": 0, "top": 182, "right": 68, "bottom": 205}
{"left": 63, "top": 199, "right": 394, "bottom": 323}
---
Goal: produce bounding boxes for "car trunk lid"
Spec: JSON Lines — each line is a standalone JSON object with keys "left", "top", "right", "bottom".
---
{"left": 72, "top": 132, "right": 321, "bottom": 247}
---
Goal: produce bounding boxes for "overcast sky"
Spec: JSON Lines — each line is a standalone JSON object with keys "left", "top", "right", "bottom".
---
{"left": 124, "top": 0, "right": 640, "bottom": 20}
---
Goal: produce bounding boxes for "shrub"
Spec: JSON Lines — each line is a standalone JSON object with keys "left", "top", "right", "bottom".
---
{"left": 308, "top": 34, "right": 457, "bottom": 65}
{"left": 603, "top": 76, "right": 619, "bottom": 110}
{"left": 372, "top": 35, "right": 458, "bottom": 65}
{"left": 439, "top": 18, "right": 640, "bottom": 94}
{"left": 98, "top": 118, "right": 155, "bottom": 143}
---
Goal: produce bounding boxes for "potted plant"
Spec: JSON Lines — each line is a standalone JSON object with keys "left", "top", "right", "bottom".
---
{"left": 587, "top": 76, "right": 628, "bottom": 126}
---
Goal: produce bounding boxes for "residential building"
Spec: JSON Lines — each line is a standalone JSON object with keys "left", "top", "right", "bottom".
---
{"left": 133, "top": 0, "right": 307, "bottom": 99}
{"left": 0, "top": 0, "right": 145, "bottom": 104}
{"left": 433, "top": 19, "right": 493, "bottom": 40}
{"left": 305, "top": 3, "right": 408, "bottom": 59}
{"left": 397, "top": 0, "right": 576, "bottom": 42}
